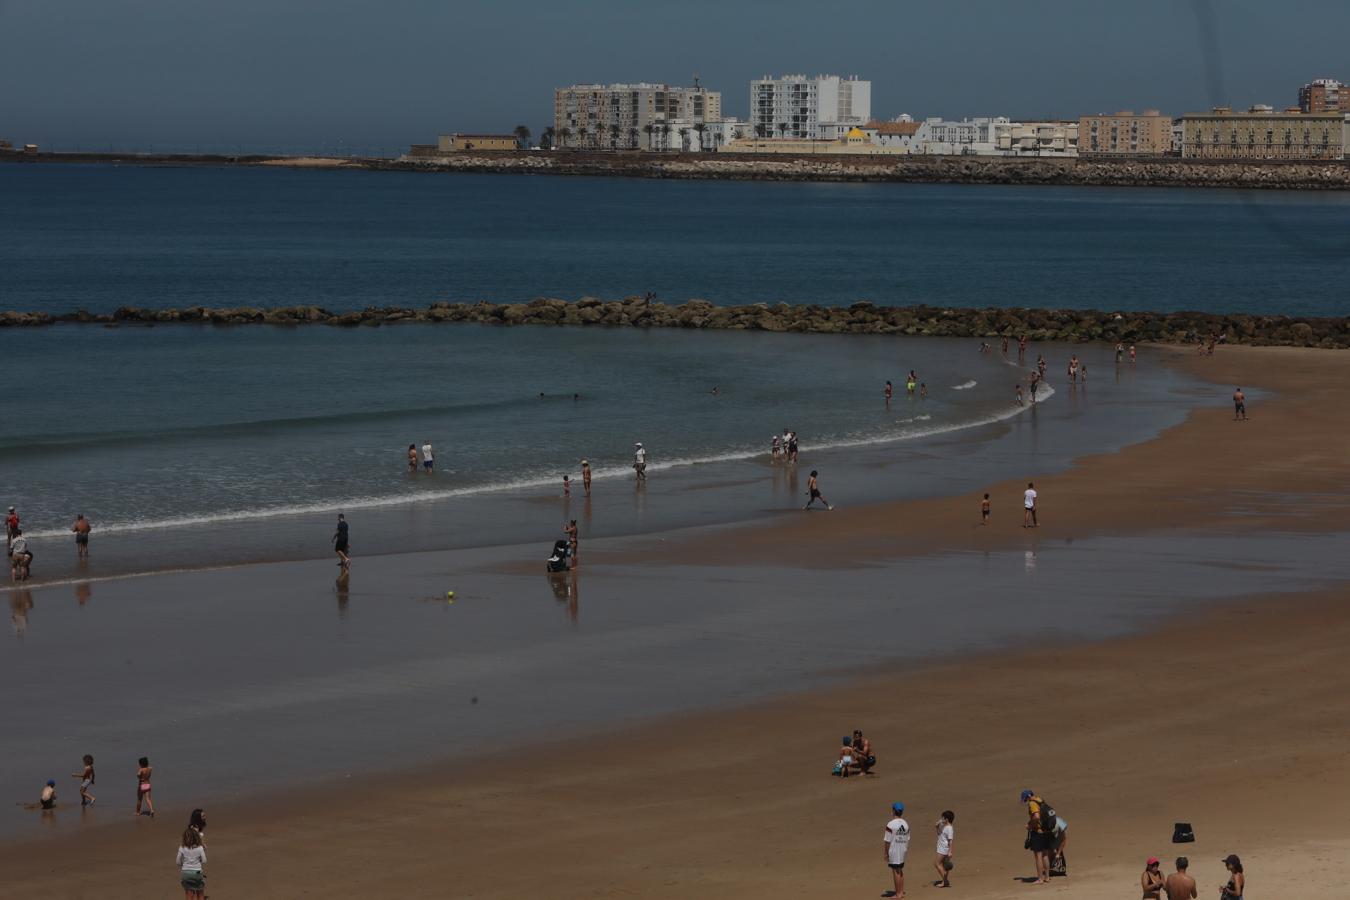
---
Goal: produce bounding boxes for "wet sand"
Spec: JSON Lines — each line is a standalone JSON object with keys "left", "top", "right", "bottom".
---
{"left": 3, "top": 345, "right": 1350, "bottom": 898}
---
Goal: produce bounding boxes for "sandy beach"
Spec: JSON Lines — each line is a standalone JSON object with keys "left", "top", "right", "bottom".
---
{"left": 3, "top": 344, "right": 1349, "bottom": 899}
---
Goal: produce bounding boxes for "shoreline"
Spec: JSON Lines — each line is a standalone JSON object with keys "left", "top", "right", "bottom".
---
{"left": 7, "top": 148, "right": 1350, "bottom": 191}
{"left": 3, "top": 345, "right": 1349, "bottom": 897}
{"left": 3, "top": 303, "right": 1348, "bottom": 348}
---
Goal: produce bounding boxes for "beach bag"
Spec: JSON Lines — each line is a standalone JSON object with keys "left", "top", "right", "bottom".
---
{"left": 1038, "top": 800, "right": 1058, "bottom": 833}
{"left": 831, "top": 762, "right": 843, "bottom": 776}
{"left": 1172, "top": 822, "right": 1195, "bottom": 843}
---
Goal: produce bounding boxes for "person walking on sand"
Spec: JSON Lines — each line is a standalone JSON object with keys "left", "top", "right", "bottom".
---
{"left": 981, "top": 494, "right": 991, "bottom": 525}
{"left": 71, "top": 514, "right": 91, "bottom": 559}
{"left": 803, "top": 470, "right": 832, "bottom": 510}
{"left": 1232, "top": 388, "right": 1247, "bottom": 421}
{"left": 332, "top": 513, "right": 350, "bottom": 568}
{"left": 421, "top": 440, "right": 434, "bottom": 473}
{"left": 135, "top": 757, "right": 154, "bottom": 817}
{"left": 1023, "top": 483, "right": 1038, "bottom": 528}
{"left": 633, "top": 442, "right": 647, "bottom": 482}
{"left": 177, "top": 826, "right": 207, "bottom": 899}
{"left": 883, "top": 802, "right": 910, "bottom": 898}
{"left": 1142, "top": 857, "right": 1166, "bottom": 899}
{"left": 933, "top": 810, "right": 955, "bottom": 888}
{"left": 1164, "top": 857, "right": 1196, "bottom": 900}
{"left": 72, "top": 754, "right": 95, "bottom": 806}
{"left": 562, "top": 475, "right": 571, "bottom": 497}
{"left": 581, "top": 459, "right": 592, "bottom": 495}
{"left": 1219, "top": 854, "right": 1244, "bottom": 900}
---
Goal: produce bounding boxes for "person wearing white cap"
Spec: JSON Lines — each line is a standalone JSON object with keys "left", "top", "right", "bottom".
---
{"left": 633, "top": 443, "right": 647, "bottom": 482}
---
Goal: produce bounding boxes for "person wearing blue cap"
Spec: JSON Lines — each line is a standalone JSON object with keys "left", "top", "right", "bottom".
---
{"left": 883, "top": 802, "right": 910, "bottom": 898}
{"left": 40, "top": 779, "right": 57, "bottom": 810}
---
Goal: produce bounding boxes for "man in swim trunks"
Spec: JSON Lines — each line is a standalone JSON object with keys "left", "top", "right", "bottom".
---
{"left": 633, "top": 443, "right": 647, "bottom": 481}
{"left": 332, "top": 514, "right": 350, "bottom": 568}
{"left": 804, "top": 470, "right": 832, "bottom": 510}
{"left": 1232, "top": 388, "right": 1247, "bottom": 421}
{"left": 71, "top": 514, "right": 91, "bottom": 559}
{"left": 40, "top": 779, "right": 56, "bottom": 810}
{"left": 1164, "top": 857, "right": 1197, "bottom": 899}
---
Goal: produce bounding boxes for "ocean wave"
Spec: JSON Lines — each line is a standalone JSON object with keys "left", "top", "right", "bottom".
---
{"left": 951, "top": 380, "right": 978, "bottom": 390}
{"left": 16, "top": 389, "right": 1053, "bottom": 540}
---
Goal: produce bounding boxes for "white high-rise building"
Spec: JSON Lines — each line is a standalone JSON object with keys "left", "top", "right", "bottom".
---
{"left": 554, "top": 83, "right": 723, "bottom": 151}
{"left": 749, "top": 74, "right": 871, "bottom": 139}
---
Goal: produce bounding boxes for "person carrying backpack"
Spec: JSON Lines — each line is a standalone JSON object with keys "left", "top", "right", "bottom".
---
{"left": 1020, "top": 789, "right": 1058, "bottom": 885}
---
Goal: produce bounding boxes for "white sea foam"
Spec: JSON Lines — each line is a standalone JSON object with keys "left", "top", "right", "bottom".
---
{"left": 19, "top": 386, "right": 1052, "bottom": 540}
{"left": 951, "top": 380, "right": 978, "bottom": 390}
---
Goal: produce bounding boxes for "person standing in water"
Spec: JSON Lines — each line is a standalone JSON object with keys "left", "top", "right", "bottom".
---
{"left": 885, "top": 380, "right": 893, "bottom": 404}
{"left": 1015, "top": 384, "right": 1024, "bottom": 407}
{"left": 803, "top": 470, "right": 832, "bottom": 510}
{"left": 581, "top": 460, "right": 592, "bottom": 495}
{"left": 71, "top": 514, "right": 91, "bottom": 559}
{"left": 564, "top": 519, "right": 578, "bottom": 569}
{"left": 1023, "top": 482, "right": 1039, "bottom": 528}
{"left": 421, "top": 440, "right": 434, "bottom": 473}
{"left": 332, "top": 514, "right": 350, "bottom": 568}
{"left": 633, "top": 443, "right": 647, "bottom": 482}
{"left": 135, "top": 757, "right": 154, "bottom": 817}
{"left": 6, "top": 506, "right": 18, "bottom": 557}
{"left": 1116, "top": 342, "right": 1125, "bottom": 363}
{"left": 73, "top": 754, "right": 95, "bottom": 806}
{"left": 406, "top": 444, "right": 418, "bottom": 474}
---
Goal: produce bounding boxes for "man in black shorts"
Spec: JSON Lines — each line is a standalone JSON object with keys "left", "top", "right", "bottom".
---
{"left": 332, "top": 514, "right": 350, "bottom": 568}
{"left": 1233, "top": 387, "right": 1247, "bottom": 421}
{"left": 1021, "top": 790, "right": 1053, "bottom": 884}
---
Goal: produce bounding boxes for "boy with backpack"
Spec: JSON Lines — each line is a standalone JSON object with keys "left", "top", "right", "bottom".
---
{"left": 1020, "top": 789, "right": 1058, "bottom": 885}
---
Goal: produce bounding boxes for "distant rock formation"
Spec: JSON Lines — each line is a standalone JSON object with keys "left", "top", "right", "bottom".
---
{"left": 3, "top": 300, "right": 1347, "bottom": 348}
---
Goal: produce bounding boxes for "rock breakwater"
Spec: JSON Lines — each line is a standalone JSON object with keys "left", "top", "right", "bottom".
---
{"left": 4, "top": 300, "right": 1348, "bottom": 348}
{"left": 381, "top": 152, "right": 1350, "bottom": 191}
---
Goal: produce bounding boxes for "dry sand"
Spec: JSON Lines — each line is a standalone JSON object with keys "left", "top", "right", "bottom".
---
{"left": 3, "top": 345, "right": 1348, "bottom": 899}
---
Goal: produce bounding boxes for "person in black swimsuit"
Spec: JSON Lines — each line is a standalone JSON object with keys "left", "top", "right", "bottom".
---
{"left": 1219, "top": 854, "right": 1244, "bottom": 899}
{"left": 333, "top": 514, "right": 350, "bottom": 568}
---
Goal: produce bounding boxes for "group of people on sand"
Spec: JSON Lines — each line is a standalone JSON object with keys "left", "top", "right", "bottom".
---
{"left": 878, "top": 800, "right": 959, "bottom": 895}
{"left": 6, "top": 505, "right": 94, "bottom": 582}
{"left": 1141, "top": 854, "right": 1243, "bottom": 900}
{"left": 31, "top": 754, "right": 211, "bottom": 897}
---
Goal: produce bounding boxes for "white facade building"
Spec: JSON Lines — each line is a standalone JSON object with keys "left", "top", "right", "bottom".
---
{"left": 649, "top": 118, "right": 748, "bottom": 152}
{"left": 750, "top": 74, "right": 871, "bottom": 139}
{"left": 909, "top": 117, "right": 1079, "bottom": 156}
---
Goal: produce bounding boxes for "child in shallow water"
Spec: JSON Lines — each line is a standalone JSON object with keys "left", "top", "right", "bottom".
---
{"left": 136, "top": 757, "right": 154, "bottom": 818}
{"left": 73, "top": 754, "right": 95, "bottom": 806}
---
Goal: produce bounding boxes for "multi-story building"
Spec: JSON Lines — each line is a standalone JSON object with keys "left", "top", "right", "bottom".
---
{"left": 994, "top": 120, "right": 1079, "bottom": 156}
{"left": 1079, "top": 110, "right": 1173, "bottom": 156}
{"left": 553, "top": 83, "right": 722, "bottom": 151}
{"left": 912, "top": 117, "right": 1006, "bottom": 155}
{"left": 648, "top": 118, "right": 748, "bottom": 152}
{"left": 749, "top": 74, "right": 871, "bottom": 140}
{"left": 1179, "top": 106, "right": 1346, "bottom": 160}
{"left": 1299, "top": 78, "right": 1345, "bottom": 114}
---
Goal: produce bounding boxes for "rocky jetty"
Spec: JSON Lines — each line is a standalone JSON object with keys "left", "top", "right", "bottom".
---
{"left": 3, "top": 300, "right": 1347, "bottom": 348}
{"left": 380, "top": 152, "right": 1350, "bottom": 191}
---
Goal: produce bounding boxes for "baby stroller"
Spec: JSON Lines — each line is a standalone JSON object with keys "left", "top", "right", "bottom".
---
{"left": 546, "top": 539, "right": 572, "bottom": 573}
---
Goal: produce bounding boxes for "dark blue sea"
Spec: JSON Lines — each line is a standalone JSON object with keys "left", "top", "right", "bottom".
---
{"left": 2, "top": 164, "right": 1349, "bottom": 315}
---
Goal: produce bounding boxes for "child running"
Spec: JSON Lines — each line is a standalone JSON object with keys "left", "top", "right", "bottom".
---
{"left": 803, "top": 470, "right": 833, "bottom": 510}
{"left": 73, "top": 754, "right": 95, "bottom": 806}
{"left": 135, "top": 756, "right": 154, "bottom": 818}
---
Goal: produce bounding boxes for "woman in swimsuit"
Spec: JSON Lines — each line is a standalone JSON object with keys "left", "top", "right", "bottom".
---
{"left": 563, "top": 520, "right": 578, "bottom": 569}
{"left": 135, "top": 756, "right": 154, "bottom": 818}
{"left": 1141, "top": 857, "right": 1164, "bottom": 899}
{"left": 1219, "top": 854, "right": 1244, "bottom": 899}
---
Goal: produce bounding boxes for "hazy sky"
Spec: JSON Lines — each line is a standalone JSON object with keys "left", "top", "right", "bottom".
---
{"left": 2, "top": 0, "right": 1348, "bottom": 151}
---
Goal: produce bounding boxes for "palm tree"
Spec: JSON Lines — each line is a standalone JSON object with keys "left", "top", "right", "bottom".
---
{"left": 512, "top": 125, "right": 531, "bottom": 149}
{"left": 694, "top": 122, "right": 707, "bottom": 152}
{"left": 754, "top": 124, "right": 766, "bottom": 139}
{"left": 660, "top": 123, "right": 672, "bottom": 152}
{"left": 642, "top": 123, "right": 655, "bottom": 151}
{"left": 778, "top": 122, "right": 788, "bottom": 139}
{"left": 608, "top": 123, "right": 621, "bottom": 149}
{"left": 628, "top": 127, "right": 639, "bottom": 149}
{"left": 679, "top": 128, "right": 690, "bottom": 152}
{"left": 559, "top": 126, "right": 572, "bottom": 150}
{"left": 540, "top": 126, "right": 555, "bottom": 150}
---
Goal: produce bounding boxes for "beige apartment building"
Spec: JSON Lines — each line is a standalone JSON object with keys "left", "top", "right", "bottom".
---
{"left": 553, "top": 83, "right": 722, "bottom": 151}
{"left": 1179, "top": 106, "right": 1345, "bottom": 160}
{"left": 1079, "top": 110, "right": 1172, "bottom": 156}
{"left": 436, "top": 134, "right": 519, "bottom": 152}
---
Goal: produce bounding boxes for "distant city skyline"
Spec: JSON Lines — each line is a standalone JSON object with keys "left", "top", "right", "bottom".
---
{"left": 3, "top": 0, "right": 1349, "bottom": 152}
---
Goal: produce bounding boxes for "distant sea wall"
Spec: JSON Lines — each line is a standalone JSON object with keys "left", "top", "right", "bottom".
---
{"left": 5, "top": 300, "right": 1348, "bottom": 348}
{"left": 377, "top": 152, "right": 1350, "bottom": 191}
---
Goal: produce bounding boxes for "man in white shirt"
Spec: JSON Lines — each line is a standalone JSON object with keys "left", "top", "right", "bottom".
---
{"left": 633, "top": 442, "right": 647, "bottom": 482}
{"left": 1023, "top": 481, "right": 1038, "bottom": 528}
{"left": 9, "top": 529, "right": 30, "bottom": 581}
{"left": 421, "top": 441, "right": 434, "bottom": 474}
{"left": 883, "top": 802, "right": 910, "bottom": 898}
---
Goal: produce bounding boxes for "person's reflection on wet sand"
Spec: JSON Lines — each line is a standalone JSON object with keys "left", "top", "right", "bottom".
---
{"left": 335, "top": 569, "right": 350, "bottom": 618}
{"left": 547, "top": 570, "right": 579, "bottom": 622}
{"left": 75, "top": 582, "right": 92, "bottom": 607}
{"left": 11, "top": 590, "right": 33, "bottom": 638}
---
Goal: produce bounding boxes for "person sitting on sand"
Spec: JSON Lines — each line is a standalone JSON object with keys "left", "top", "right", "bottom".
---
{"left": 40, "top": 779, "right": 57, "bottom": 810}
{"left": 850, "top": 730, "right": 874, "bottom": 774}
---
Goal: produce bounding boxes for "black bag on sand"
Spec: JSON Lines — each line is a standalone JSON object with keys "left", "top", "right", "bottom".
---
{"left": 1172, "top": 822, "right": 1195, "bottom": 843}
